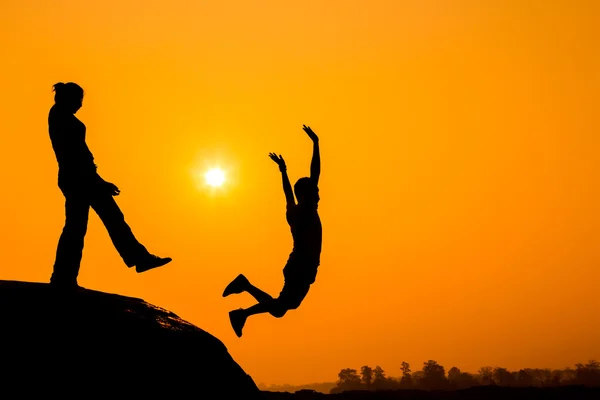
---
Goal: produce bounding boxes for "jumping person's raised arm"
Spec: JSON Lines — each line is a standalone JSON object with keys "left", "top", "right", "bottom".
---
{"left": 302, "top": 125, "right": 320, "bottom": 185}
{"left": 269, "top": 153, "right": 296, "bottom": 208}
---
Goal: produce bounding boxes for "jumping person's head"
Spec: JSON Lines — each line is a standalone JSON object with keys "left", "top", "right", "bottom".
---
{"left": 53, "top": 82, "right": 84, "bottom": 114}
{"left": 294, "top": 177, "right": 319, "bottom": 207}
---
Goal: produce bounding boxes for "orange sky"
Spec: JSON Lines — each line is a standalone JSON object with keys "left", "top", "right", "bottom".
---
{"left": 1, "top": 0, "right": 599, "bottom": 386}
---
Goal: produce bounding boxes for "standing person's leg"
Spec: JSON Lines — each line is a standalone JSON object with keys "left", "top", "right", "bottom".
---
{"left": 50, "top": 193, "right": 90, "bottom": 288}
{"left": 90, "top": 192, "right": 171, "bottom": 272}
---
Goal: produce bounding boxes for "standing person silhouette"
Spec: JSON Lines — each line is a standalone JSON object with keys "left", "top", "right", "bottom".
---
{"left": 48, "top": 82, "right": 172, "bottom": 289}
{"left": 223, "top": 125, "right": 322, "bottom": 337}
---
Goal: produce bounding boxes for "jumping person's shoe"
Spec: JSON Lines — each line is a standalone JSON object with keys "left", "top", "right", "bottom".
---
{"left": 135, "top": 254, "right": 172, "bottom": 273}
{"left": 222, "top": 274, "right": 249, "bottom": 297}
{"left": 229, "top": 309, "right": 247, "bottom": 338}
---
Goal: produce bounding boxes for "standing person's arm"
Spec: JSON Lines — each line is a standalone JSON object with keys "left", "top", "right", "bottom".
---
{"left": 95, "top": 172, "right": 120, "bottom": 196}
{"left": 49, "top": 110, "right": 120, "bottom": 196}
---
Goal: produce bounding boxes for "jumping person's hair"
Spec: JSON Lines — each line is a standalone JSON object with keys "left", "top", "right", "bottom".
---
{"left": 294, "top": 177, "right": 317, "bottom": 199}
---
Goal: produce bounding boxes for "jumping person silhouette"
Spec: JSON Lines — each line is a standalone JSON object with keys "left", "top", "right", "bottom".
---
{"left": 223, "top": 125, "right": 322, "bottom": 337}
{"left": 48, "top": 82, "right": 171, "bottom": 289}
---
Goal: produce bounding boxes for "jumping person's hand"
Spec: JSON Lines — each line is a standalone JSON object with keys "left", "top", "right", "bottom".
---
{"left": 269, "top": 152, "right": 287, "bottom": 172}
{"left": 302, "top": 124, "right": 318, "bottom": 142}
{"left": 103, "top": 181, "right": 120, "bottom": 196}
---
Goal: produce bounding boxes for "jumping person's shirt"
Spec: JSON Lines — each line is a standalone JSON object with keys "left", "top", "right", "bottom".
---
{"left": 286, "top": 203, "right": 322, "bottom": 270}
{"left": 48, "top": 105, "right": 97, "bottom": 181}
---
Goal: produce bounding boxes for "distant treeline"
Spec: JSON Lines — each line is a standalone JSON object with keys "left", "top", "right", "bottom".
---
{"left": 331, "top": 360, "right": 600, "bottom": 393}
{"left": 259, "top": 360, "right": 600, "bottom": 394}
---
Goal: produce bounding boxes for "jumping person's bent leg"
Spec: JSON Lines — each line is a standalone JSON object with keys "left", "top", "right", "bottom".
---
{"left": 228, "top": 280, "right": 311, "bottom": 337}
{"left": 227, "top": 257, "right": 316, "bottom": 337}
{"left": 225, "top": 277, "right": 276, "bottom": 337}
{"left": 51, "top": 194, "right": 90, "bottom": 288}
{"left": 245, "top": 281, "right": 275, "bottom": 304}
{"left": 223, "top": 274, "right": 276, "bottom": 303}
{"left": 270, "top": 279, "right": 311, "bottom": 317}
{"left": 90, "top": 192, "right": 171, "bottom": 272}
{"left": 229, "top": 299, "right": 279, "bottom": 338}
{"left": 223, "top": 274, "right": 251, "bottom": 297}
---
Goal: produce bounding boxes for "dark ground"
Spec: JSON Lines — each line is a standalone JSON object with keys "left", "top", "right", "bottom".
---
{"left": 0, "top": 280, "right": 261, "bottom": 399}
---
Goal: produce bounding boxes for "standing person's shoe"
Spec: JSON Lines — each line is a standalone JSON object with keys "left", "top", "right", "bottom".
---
{"left": 135, "top": 254, "right": 172, "bottom": 273}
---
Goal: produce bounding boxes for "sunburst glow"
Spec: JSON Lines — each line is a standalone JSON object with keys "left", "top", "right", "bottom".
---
{"left": 204, "top": 167, "right": 226, "bottom": 187}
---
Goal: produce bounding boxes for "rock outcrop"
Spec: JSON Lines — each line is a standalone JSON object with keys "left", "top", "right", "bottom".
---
{"left": 0, "top": 280, "right": 261, "bottom": 398}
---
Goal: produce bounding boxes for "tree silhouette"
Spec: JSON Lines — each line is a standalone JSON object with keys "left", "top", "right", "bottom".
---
{"left": 373, "top": 366, "right": 388, "bottom": 389}
{"left": 575, "top": 360, "right": 600, "bottom": 386}
{"left": 448, "top": 367, "right": 460, "bottom": 380}
{"left": 360, "top": 366, "right": 373, "bottom": 389}
{"left": 447, "top": 366, "right": 461, "bottom": 388}
{"left": 400, "top": 361, "right": 412, "bottom": 388}
{"left": 457, "top": 372, "right": 478, "bottom": 389}
{"left": 374, "top": 366, "right": 385, "bottom": 380}
{"left": 493, "top": 367, "right": 514, "bottom": 386}
{"left": 401, "top": 362, "right": 411, "bottom": 377}
{"left": 478, "top": 366, "right": 494, "bottom": 385}
{"left": 421, "top": 360, "right": 448, "bottom": 390}
{"left": 562, "top": 367, "right": 576, "bottom": 383}
{"left": 537, "top": 368, "right": 552, "bottom": 386}
{"left": 551, "top": 369, "right": 564, "bottom": 386}
{"left": 516, "top": 369, "right": 533, "bottom": 386}
{"left": 334, "top": 368, "right": 362, "bottom": 392}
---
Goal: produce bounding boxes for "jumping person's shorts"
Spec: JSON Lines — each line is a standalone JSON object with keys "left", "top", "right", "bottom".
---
{"left": 277, "top": 253, "right": 319, "bottom": 310}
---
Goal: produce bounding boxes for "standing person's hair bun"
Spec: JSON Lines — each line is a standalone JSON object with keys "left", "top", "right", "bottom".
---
{"left": 52, "top": 82, "right": 84, "bottom": 104}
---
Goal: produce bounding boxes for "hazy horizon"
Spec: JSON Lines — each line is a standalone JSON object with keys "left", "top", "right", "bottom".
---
{"left": 257, "top": 359, "right": 599, "bottom": 389}
{"left": 1, "top": 0, "right": 598, "bottom": 386}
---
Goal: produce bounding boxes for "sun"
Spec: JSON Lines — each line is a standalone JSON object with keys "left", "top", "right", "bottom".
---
{"left": 204, "top": 167, "right": 226, "bottom": 187}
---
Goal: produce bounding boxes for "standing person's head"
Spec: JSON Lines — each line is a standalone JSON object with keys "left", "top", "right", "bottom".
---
{"left": 294, "top": 177, "right": 319, "bottom": 208}
{"left": 52, "top": 82, "right": 84, "bottom": 114}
